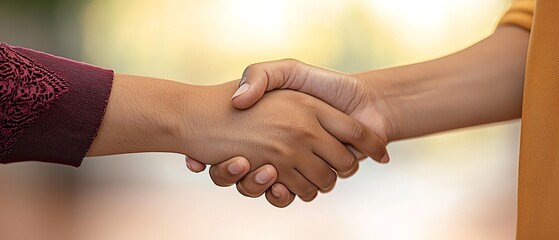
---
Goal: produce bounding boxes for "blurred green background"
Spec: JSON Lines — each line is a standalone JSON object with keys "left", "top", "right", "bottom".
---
{"left": 0, "top": 0, "right": 519, "bottom": 239}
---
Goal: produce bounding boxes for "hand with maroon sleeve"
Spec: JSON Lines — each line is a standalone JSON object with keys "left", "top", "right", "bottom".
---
{"left": 1, "top": 43, "right": 387, "bottom": 202}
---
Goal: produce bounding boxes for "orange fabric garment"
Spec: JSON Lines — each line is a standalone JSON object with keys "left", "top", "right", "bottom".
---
{"left": 500, "top": 0, "right": 534, "bottom": 30}
{"left": 500, "top": 0, "right": 559, "bottom": 238}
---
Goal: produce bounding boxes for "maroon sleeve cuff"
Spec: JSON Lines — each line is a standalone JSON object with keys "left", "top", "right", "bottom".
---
{"left": 0, "top": 43, "right": 113, "bottom": 167}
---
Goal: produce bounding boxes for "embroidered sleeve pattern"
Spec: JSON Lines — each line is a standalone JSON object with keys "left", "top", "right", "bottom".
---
{"left": 0, "top": 43, "right": 68, "bottom": 159}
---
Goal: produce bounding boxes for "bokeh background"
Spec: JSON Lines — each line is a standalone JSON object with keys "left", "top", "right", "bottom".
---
{"left": 0, "top": 0, "right": 520, "bottom": 239}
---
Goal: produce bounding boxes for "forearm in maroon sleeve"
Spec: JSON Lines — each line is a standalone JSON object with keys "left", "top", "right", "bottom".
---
{"left": 0, "top": 43, "right": 113, "bottom": 167}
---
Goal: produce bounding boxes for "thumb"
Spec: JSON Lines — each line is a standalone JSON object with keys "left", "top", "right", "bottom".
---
{"left": 231, "top": 59, "right": 302, "bottom": 109}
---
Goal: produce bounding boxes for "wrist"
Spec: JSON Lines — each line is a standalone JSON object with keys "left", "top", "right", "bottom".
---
{"left": 352, "top": 62, "right": 449, "bottom": 142}
{"left": 176, "top": 81, "right": 242, "bottom": 163}
{"left": 351, "top": 71, "right": 407, "bottom": 142}
{"left": 88, "top": 74, "right": 188, "bottom": 156}
{"left": 175, "top": 84, "right": 215, "bottom": 159}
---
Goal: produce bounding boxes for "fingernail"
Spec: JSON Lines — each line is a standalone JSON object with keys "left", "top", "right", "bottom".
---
{"left": 271, "top": 185, "right": 281, "bottom": 198}
{"left": 240, "top": 67, "right": 251, "bottom": 86}
{"left": 227, "top": 160, "right": 245, "bottom": 175}
{"left": 185, "top": 159, "right": 193, "bottom": 171}
{"left": 255, "top": 168, "right": 272, "bottom": 184}
{"left": 380, "top": 154, "right": 390, "bottom": 164}
{"left": 239, "top": 76, "right": 247, "bottom": 87}
{"left": 232, "top": 83, "right": 250, "bottom": 99}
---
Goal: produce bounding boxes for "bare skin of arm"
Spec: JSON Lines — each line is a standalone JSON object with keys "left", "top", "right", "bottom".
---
{"left": 192, "top": 25, "right": 530, "bottom": 207}
{"left": 87, "top": 74, "right": 188, "bottom": 157}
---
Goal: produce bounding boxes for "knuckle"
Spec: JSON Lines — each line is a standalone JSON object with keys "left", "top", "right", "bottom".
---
{"left": 210, "top": 165, "right": 238, "bottom": 186}
{"left": 210, "top": 168, "right": 230, "bottom": 187}
{"left": 281, "top": 58, "right": 301, "bottom": 65}
{"left": 341, "top": 153, "right": 358, "bottom": 173}
{"left": 351, "top": 121, "right": 367, "bottom": 141}
{"left": 320, "top": 172, "right": 337, "bottom": 191}
{"left": 269, "top": 143, "right": 297, "bottom": 162}
{"left": 243, "top": 64, "right": 258, "bottom": 73}
{"left": 339, "top": 163, "right": 359, "bottom": 178}
{"left": 285, "top": 122, "right": 315, "bottom": 141}
{"left": 298, "top": 95, "right": 316, "bottom": 107}
{"left": 265, "top": 192, "right": 293, "bottom": 208}
{"left": 242, "top": 64, "right": 260, "bottom": 80}
{"left": 236, "top": 182, "right": 264, "bottom": 198}
{"left": 299, "top": 185, "right": 318, "bottom": 201}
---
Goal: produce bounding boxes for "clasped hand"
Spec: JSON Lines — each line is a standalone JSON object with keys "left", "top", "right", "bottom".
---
{"left": 186, "top": 59, "right": 392, "bottom": 207}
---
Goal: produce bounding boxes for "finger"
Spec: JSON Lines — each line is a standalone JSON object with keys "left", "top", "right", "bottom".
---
{"left": 265, "top": 183, "right": 296, "bottom": 208}
{"left": 231, "top": 59, "right": 301, "bottom": 109}
{"left": 185, "top": 156, "right": 206, "bottom": 173}
{"left": 209, "top": 157, "right": 250, "bottom": 187}
{"left": 294, "top": 155, "right": 337, "bottom": 191}
{"left": 317, "top": 106, "right": 389, "bottom": 163}
{"left": 236, "top": 165, "right": 278, "bottom": 198}
{"left": 347, "top": 145, "right": 368, "bottom": 160}
{"left": 312, "top": 133, "right": 359, "bottom": 178}
{"left": 347, "top": 145, "right": 384, "bottom": 163}
{"left": 277, "top": 169, "right": 318, "bottom": 202}
{"left": 232, "top": 59, "right": 357, "bottom": 113}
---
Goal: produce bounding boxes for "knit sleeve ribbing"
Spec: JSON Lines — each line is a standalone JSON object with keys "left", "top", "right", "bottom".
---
{"left": 499, "top": 0, "right": 535, "bottom": 31}
{"left": 0, "top": 43, "right": 113, "bottom": 167}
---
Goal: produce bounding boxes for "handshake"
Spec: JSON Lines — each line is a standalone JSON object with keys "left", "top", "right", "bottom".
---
{"left": 89, "top": 58, "right": 400, "bottom": 208}
{"left": 88, "top": 26, "right": 527, "bottom": 208}
{"left": 182, "top": 59, "right": 392, "bottom": 207}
